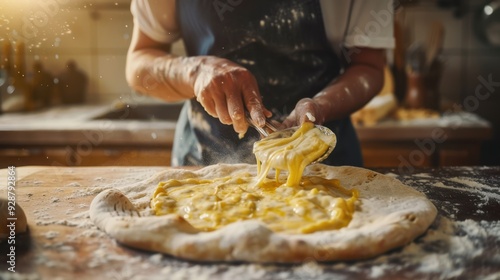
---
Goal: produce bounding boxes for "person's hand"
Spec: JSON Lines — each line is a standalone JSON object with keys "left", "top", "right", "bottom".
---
{"left": 282, "top": 98, "right": 326, "bottom": 128}
{"left": 191, "top": 56, "right": 272, "bottom": 135}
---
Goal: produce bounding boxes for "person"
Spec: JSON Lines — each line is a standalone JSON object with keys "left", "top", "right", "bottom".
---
{"left": 126, "top": 0, "right": 395, "bottom": 167}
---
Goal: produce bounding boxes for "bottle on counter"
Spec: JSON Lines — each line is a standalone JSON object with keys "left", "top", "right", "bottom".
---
{"left": 57, "top": 60, "right": 88, "bottom": 104}
{"left": 404, "top": 43, "right": 428, "bottom": 109}
{"left": 15, "top": 42, "right": 34, "bottom": 111}
{"left": 405, "top": 71, "right": 428, "bottom": 109}
{"left": 0, "top": 41, "right": 13, "bottom": 114}
{"left": 31, "top": 61, "right": 55, "bottom": 108}
{"left": 424, "top": 59, "right": 443, "bottom": 111}
{"left": 2, "top": 41, "right": 33, "bottom": 112}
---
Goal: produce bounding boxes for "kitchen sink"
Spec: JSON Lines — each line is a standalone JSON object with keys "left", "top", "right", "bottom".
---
{"left": 92, "top": 103, "right": 183, "bottom": 121}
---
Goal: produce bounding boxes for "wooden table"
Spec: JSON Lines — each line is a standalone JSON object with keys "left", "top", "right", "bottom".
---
{"left": 0, "top": 165, "right": 499, "bottom": 279}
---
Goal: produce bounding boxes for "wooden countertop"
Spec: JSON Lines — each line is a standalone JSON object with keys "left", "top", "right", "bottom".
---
{"left": 0, "top": 165, "right": 499, "bottom": 279}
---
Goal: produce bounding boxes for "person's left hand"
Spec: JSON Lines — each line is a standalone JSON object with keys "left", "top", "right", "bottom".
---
{"left": 282, "top": 98, "right": 326, "bottom": 128}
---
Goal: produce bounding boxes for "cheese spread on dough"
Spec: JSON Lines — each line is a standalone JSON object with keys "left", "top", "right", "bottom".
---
{"left": 253, "top": 122, "right": 336, "bottom": 186}
{"left": 151, "top": 122, "right": 356, "bottom": 234}
{"left": 151, "top": 175, "right": 358, "bottom": 234}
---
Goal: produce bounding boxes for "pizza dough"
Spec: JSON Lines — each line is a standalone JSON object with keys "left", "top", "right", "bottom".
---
{"left": 0, "top": 197, "right": 28, "bottom": 242}
{"left": 89, "top": 164, "right": 437, "bottom": 263}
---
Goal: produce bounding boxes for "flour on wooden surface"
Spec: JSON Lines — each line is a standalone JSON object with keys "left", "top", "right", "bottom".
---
{"left": 5, "top": 167, "right": 499, "bottom": 279}
{"left": 9, "top": 216, "right": 497, "bottom": 280}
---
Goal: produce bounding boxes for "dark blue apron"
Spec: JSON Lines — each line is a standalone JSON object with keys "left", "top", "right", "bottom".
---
{"left": 173, "top": 0, "right": 363, "bottom": 167}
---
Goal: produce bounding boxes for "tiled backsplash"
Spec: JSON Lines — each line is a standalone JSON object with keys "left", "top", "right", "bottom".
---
{"left": 3, "top": 1, "right": 497, "bottom": 107}
{"left": 1, "top": 0, "right": 185, "bottom": 104}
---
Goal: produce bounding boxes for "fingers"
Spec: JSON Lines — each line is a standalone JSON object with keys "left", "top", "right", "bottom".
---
{"left": 241, "top": 78, "right": 269, "bottom": 128}
{"left": 282, "top": 110, "right": 297, "bottom": 128}
{"left": 196, "top": 63, "right": 325, "bottom": 137}
{"left": 283, "top": 98, "right": 324, "bottom": 128}
{"left": 225, "top": 73, "right": 248, "bottom": 133}
{"left": 194, "top": 74, "right": 218, "bottom": 117}
{"left": 297, "top": 99, "right": 319, "bottom": 123}
{"left": 193, "top": 58, "right": 269, "bottom": 135}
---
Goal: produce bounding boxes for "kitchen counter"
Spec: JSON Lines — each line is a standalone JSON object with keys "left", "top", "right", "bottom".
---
{"left": 354, "top": 112, "right": 492, "bottom": 168}
{"left": 1, "top": 106, "right": 490, "bottom": 145}
{"left": 0, "top": 165, "right": 499, "bottom": 279}
{"left": 0, "top": 105, "right": 493, "bottom": 168}
{"left": 0, "top": 104, "right": 179, "bottom": 168}
{"left": 0, "top": 104, "right": 177, "bottom": 147}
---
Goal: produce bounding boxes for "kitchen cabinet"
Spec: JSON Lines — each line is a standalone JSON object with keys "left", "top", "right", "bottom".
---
{"left": 0, "top": 147, "right": 172, "bottom": 168}
{"left": 358, "top": 141, "right": 484, "bottom": 168}
{"left": 0, "top": 104, "right": 177, "bottom": 168}
{"left": 355, "top": 112, "right": 492, "bottom": 169}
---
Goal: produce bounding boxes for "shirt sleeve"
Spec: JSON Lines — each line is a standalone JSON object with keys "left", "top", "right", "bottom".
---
{"left": 344, "top": 0, "right": 395, "bottom": 49}
{"left": 321, "top": 0, "right": 395, "bottom": 50}
{"left": 130, "top": 0, "right": 181, "bottom": 44}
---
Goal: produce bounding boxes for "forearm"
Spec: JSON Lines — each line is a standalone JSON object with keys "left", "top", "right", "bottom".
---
{"left": 126, "top": 48, "right": 270, "bottom": 134}
{"left": 282, "top": 48, "right": 386, "bottom": 127}
{"left": 125, "top": 49, "right": 197, "bottom": 102}
{"left": 126, "top": 25, "right": 269, "bottom": 134}
{"left": 314, "top": 62, "right": 384, "bottom": 122}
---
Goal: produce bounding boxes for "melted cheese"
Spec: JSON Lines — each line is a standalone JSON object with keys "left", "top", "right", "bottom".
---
{"left": 253, "top": 122, "right": 336, "bottom": 186}
{"left": 151, "top": 174, "right": 358, "bottom": 234}
{"left": 151, "top": 122, "right": 358, "bottom": 234}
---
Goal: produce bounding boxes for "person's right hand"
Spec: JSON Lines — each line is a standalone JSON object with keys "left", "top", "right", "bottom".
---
{"left": 189, "top": 56, "right": 272, "bottom": 136}
{"left": 126, "top": 25, "right": 271, "bottom": 136}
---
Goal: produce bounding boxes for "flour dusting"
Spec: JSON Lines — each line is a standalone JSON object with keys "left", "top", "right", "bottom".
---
{"left": 10, "top": 215, "right": 498, "bottom": 280}
{"left": 3, "top": 166, "right": 498, "bottom": 279}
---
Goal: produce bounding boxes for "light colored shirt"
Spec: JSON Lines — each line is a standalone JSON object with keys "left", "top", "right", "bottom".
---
{"left": 130, "top": 0, "right": 395, "bottom": 55}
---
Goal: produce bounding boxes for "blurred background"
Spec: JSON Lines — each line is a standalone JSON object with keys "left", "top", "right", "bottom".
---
{"left": 0, "top": 0, "right": 498, "bottom": 169}
{"left": 0, "top": 0, "right": 186, "bottom": 104}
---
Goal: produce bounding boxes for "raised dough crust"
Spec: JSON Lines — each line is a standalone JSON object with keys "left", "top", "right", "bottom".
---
{"left": 89, "top": 164, "right": 437, "bottom": 263}
{"left": 0, "top": 197, "right": 28, "bottom": 241}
